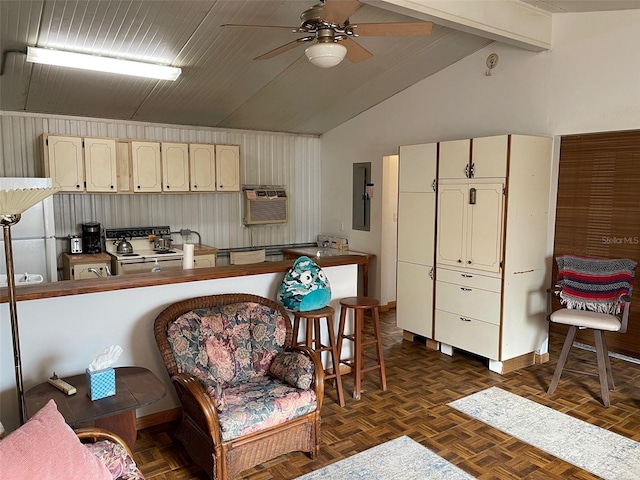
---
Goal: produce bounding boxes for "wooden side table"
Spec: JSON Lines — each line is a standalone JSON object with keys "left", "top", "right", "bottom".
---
{"left": 25, "top": 366, "right": 166, "bottom": 450}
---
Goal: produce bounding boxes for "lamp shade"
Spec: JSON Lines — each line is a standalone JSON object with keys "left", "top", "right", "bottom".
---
{"left": 304, "top": 42, "right": 347, "bottom": 68}
{"left": 0, "top": 187, "right": 60, "bottom": 216}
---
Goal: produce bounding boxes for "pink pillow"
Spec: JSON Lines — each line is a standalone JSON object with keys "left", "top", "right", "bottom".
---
{"left": 0, "top": 399, "right": 112, "bottom": 480}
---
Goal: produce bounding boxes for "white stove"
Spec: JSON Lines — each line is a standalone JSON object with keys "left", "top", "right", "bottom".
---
{"left": 105, "top": 226, "right": 183, "bottom": 275}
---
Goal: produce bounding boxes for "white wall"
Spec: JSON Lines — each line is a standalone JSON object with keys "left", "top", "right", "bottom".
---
{"left": 320, "top": 10, "right": 640, "bottom": 301}
{"left": 0, "top": 265, "right": 358, "bottom": 432}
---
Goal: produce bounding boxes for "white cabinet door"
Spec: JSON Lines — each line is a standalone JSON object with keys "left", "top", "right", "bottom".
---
{"left": 189, "top": 144, "right": 216, "bottom": 192}
{"left": 193, "top": 253, "right": 217, "bottom": 268}
{"left": 161, "top": 142, "right": 189, "bottom": 192}
{"left": 438, "top": 139, "right": 470, "bottom": 179}
{"left": 436, "top": 184, "right": 467, "bottom": 267}
{"left": 398, "top": 143, "right": 437, "bottom": 192}
{"left": 437, "top": 182, "right": 504, "bottom": 273}
{"left": 472, "top": 135, "right": 508, "bottom": 178}
{"left": 131, "top": 141, "right": 162, "bottom": 193}
{"left": 215, "top": 144, "right": 240, "bottom": 192}
{"left": 467, "top": 183, "right": 504, "bottom": 273}
{"left": 84, "top": 138, "right": 117, "bottom": 192}
{"left": 45, "top": 135, "right": 84, "bottom": 192}
{"left": 396, "top": 262, "right": 434, "bottom": 337}
{"left": 397, "top": 192, "right": 435, "bottom": 265}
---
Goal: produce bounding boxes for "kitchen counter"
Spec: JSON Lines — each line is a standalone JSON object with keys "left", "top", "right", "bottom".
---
{"left": 282, "top": 247, "right": 374, "bottom": 296}
{"left": 174, "top": 243, "right": 219, "bottom": 256}
{"left": 0, "top": 253, "right": 369, "bottom": 303}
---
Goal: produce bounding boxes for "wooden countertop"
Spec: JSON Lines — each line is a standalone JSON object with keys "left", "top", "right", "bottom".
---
{"left": 62, "top": 252, "right": 112, "bottom": 265}
{"left": 282, "top": 247, "right": 373, "bottom": 259}
{"left": 0, "top": 254, "right": 369, "bottom": 303}
{"left": 173, "top": 244, "right": 219, "bottom": 255}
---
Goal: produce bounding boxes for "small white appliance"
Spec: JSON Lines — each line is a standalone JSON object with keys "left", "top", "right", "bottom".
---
{"left": 105, "top": 226, "right": 184, "bottom": 275}
{"left": 0, "top": 178, "right": 58, "bottom": 283}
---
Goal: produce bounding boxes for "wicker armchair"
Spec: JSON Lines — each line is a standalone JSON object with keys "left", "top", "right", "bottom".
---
{"left": 76, "top": 428, "right": 145, "bottom": 479}
{"left": 154, "top": 293, "right": 324, "bottom": 480}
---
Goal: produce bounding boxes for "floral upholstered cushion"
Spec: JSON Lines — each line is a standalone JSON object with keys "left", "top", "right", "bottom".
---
{"left": 269, "top": 351, "right": 315, "bottom": 390}
{"left": 167, "top": 302, "right": 289, "bottom": 411}
{"left": 84, "top": 440, "right": 144, "bottom": 480}
{"left": 220, "top": 377, "right": 317, "bottom": 442}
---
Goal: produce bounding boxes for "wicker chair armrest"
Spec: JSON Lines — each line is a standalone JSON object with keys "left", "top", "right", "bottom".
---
{"left": 172, "top": 373, "right": 222, "bottom": 445}
{"left": 288, "top": 345, "right": 324, "bottom": 409}
{"left": 75, "top": 427, "right": 134, "bottom": 459}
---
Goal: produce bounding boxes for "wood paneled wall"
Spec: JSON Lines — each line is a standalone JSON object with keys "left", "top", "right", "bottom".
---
{"left": 0, "top": 112, "right": 322, "bottom": 269}
{"left": 552, "top": 130, "right": 640, "bottom": 358}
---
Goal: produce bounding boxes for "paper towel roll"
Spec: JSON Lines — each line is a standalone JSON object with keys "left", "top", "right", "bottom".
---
{"left": 182, "top": 243, "right": 194, "bottom": 269}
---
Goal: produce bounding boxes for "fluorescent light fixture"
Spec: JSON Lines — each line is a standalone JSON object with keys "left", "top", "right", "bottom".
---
{"left": 304, "top": 42, "right": 347, "bottom": 68}
{"left": 26, "top": 46, "right": 181, "bottom": 81}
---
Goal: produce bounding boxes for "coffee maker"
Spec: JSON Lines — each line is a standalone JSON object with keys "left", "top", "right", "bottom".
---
{"left": 82, "top": 222, "right": 104, "bottom": 254}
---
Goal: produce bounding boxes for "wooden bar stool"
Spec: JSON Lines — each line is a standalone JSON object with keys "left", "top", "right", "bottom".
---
{"left": 337, "top": 296, "right": 387, "bottom": 400}
{"left": 292, "top": 305, "right": 345, "bottom": 407}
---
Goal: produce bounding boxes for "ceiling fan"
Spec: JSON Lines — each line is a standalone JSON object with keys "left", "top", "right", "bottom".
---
{"left": 222, "top": 0, "right": 433, "bottom": 68}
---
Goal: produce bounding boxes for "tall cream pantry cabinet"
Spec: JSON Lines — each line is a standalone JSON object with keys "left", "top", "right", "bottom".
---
{"left": 397, "top": 134, "right": 553, "bottom": 374}
{"left": 396, "top": 143, "right": 437, "bottom": 340}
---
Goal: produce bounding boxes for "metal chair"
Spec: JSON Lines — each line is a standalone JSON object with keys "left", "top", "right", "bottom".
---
{"left": 547, "top": 255, "right": 636, "bottom": 407}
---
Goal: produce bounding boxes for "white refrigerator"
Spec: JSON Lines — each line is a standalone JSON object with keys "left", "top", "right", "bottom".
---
{"left": 0, "top": 178, "right": 58, "bottom": 284}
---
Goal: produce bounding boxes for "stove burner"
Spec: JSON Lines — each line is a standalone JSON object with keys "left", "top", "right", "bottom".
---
{"left": 153, "top": 250, "right": 176, "bottom": 254}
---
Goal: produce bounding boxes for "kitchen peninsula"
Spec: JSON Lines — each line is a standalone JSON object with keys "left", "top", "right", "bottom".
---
{"left": 0, "top": 253, "right": 367, "bottom": 432}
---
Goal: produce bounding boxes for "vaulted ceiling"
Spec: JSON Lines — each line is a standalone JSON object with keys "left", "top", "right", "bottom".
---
{"left": 1, "top": 0, "right": 638, "bottom": 135}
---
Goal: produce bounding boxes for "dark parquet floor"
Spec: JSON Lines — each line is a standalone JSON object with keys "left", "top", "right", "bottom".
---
{"left": 134, "top": 309, "right": 640, "bottom": 479}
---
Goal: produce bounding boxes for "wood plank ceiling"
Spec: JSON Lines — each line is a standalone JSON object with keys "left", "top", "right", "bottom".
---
{"left": 1, "top": 0, "right": 638, "bottom": 135}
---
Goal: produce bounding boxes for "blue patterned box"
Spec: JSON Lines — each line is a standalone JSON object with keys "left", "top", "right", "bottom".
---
{"left": 86, "top": 367, "right": 116, "bottom": 400}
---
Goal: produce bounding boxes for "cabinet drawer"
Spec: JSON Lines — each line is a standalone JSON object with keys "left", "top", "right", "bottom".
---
{"left": 436, "top": 267, "right": 501, "bottom": 292}
{"left": 435, "top": 280, "right": 501, "bottom": 325}
{"left": 435, "top": 309, "right": 499, "bottom": 359}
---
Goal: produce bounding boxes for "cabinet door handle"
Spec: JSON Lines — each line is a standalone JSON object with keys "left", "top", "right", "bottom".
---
{"left": 461, "top": 274, "right": 473, "bottom": 278}
{"left": 460, "top": 317, "right": 471, "bottom": 322}
{"left": 457, "top": 259, "right": 462, "bottom": 263}
{"left": 460, "top": 287, "right": 472, "bottom": 291}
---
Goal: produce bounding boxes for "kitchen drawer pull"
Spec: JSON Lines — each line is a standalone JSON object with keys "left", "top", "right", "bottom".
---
{"left": 460, "top": 287, "right": 472, "bottom": 291}
{"left": 460, "top": 317, "right": 471, "bottom": 322}
{"left": 461, "top": 274, "right": 473, "bottom": 278}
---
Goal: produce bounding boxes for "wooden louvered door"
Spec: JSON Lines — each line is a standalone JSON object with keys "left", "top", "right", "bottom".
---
{"left": 552, "top": 130, "right": 640, "bottom": 358}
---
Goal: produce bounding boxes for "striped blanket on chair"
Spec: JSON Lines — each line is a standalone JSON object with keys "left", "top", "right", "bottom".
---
{"left": 556, "top": 255, "right": 637, "bottom": 314}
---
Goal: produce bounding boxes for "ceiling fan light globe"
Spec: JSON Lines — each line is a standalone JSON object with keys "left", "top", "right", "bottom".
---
{"left": 305, "top": 42, "right": 347, "bottom": 68}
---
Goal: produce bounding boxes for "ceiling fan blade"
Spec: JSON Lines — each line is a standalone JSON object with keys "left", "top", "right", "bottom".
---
{"left": 321, "top": 0, "right": 362, "bottom": 25}
{"left": 222, "top": 23, "right": 306, "bottom": 33}
{"left": 351, "top": 22, "right": 433, "bottom": 36}
{"left": 342, "top": 37, "right": 373, "bottom": 63}
{"left": 254, "top": 37, "right": 311, "bottom": 60}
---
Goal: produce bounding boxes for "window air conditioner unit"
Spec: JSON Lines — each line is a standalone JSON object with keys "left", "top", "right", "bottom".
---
{"left": 243, "top": 187, "right": 288, "bottom": 225}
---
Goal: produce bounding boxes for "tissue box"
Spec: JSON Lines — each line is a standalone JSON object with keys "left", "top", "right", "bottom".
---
{"left": 86, "top": 368, "right": 116, "bottom": 400}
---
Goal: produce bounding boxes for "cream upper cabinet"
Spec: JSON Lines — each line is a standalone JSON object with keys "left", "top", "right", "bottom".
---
{"left": 189, "top": 144, "right": 216, "bottom": 192}
{"left": 131, "top": 141, "right": 162, "bottom": 193}
{"left": 84, "top": 138, "right": 117, "bottom": 192}
{"left": 438, "top": 139, "right": 470, "bottom": 179}
{"left": 398, "top": 143, "right": 437, "bottom": 193}
{"left": 436, "top": 181, "right": 504, "bottom": 274}
{"left": 439, "top": 136, "right": 508, "bottom": 179}
{"left": 215, "top": 144, "right": 240, "bottom": 192}
{"left": 161, "top": 142, "right": 189, "bottom": 192}
{"left": 471, "top": 135, "right": 508, "bottom": 178}
{"left": 45, "top": 135, "right": 84, "bottom": 192}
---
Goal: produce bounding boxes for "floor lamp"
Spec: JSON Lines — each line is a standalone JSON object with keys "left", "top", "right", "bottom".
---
{"left": 1, "top": 186, "right": 59, "bottom": 425}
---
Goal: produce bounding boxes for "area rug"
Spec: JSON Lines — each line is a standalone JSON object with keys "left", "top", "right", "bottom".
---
{"left": 449, "top": 387, "right": 640, "bottom": 480}
{"left": 296, "top": 435, "right": 475, "bottom": 479}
